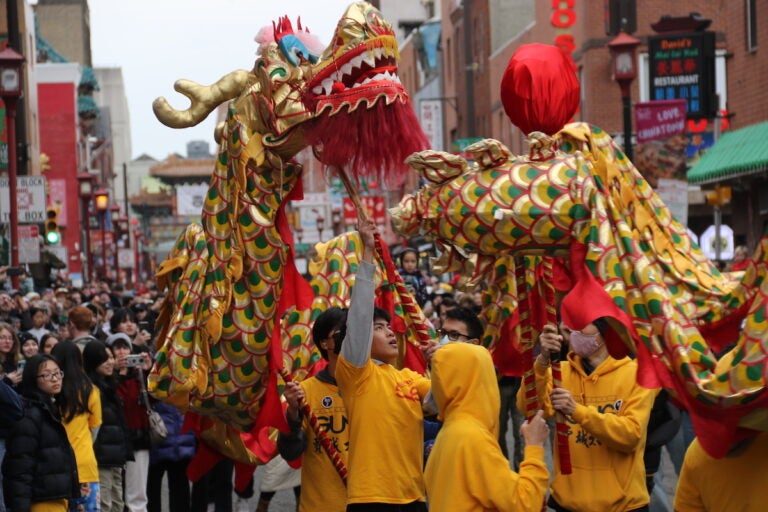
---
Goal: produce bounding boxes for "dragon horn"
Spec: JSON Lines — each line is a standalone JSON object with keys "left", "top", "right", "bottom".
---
{"left": 152, "top": 70, "right": 251, "bottom": 129}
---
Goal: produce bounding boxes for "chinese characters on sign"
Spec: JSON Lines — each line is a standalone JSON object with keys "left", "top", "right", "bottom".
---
{"left": 647, "top": 32, "right": 716, "bottom": 119}
{"left": 419, "top": 100, "right": 443, "bottom": 151}
{"left": 342, "top": 196, "right": 386, "bottom": 226}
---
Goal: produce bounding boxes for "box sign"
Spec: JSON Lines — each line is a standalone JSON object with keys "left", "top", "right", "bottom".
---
{"left": 647, "top": 32, "right": 716, "bottom": 119}
{"left": 0, "top": 175, "right": 47, "bottom": 223}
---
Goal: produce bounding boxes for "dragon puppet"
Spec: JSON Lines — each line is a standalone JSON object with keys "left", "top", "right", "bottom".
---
{"left": 148, "top": 1, "right": 432, "bottom": 481}
{"left": 390, "top": 43, "right": 768, "bottom": 459}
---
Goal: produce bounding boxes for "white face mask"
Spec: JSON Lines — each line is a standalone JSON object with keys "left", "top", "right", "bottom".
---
{"left": 569, "top": 330, "right": 601, "bottom": 357}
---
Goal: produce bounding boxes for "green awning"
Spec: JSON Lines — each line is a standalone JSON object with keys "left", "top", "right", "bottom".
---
{"left": 688, "top": 121, "right": 768, "bottom": 184}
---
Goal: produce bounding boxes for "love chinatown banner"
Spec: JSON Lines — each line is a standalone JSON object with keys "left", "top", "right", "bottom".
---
{"left": 635, "top": 100, "right": 687, "bottom": 143}
{"left": 634, "top": 100, "right": 688, "bottom": 188}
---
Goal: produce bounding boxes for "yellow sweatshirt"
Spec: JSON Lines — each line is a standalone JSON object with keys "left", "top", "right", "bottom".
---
{"left": 674, "top": 432, "right": 768, "bottom": 511}
{"left": 425, "top": 343, "right": 549, "bottom": 512}
{"left": 518, "top": 353, "right": 654, "bottom": 512}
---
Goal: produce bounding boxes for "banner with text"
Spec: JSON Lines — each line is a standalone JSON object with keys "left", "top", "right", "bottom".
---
{"left": 176, "top": 183, "right": 208, "bottom": 217}
{"left": 0, "top": 175, "right": 47, "bottom": 223}
{"left": 635, "top": 100, "right": 687, "bottom": 143}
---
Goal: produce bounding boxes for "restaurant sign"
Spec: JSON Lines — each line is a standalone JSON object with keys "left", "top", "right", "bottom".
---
{"left": 647, "top": 32, "right": 716, "bottom": 119}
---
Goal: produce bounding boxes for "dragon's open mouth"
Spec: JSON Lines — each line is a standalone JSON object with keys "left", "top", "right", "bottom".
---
{"left": 305, "top": 36, "right": 406, "bottom": 115}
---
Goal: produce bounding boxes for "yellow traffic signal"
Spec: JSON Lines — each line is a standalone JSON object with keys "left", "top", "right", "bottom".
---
{"left": 705, "top": 185, "right": 731, "bottom": 207}
{"left": 44, "top": 206, "right": 61, "bottom": 244}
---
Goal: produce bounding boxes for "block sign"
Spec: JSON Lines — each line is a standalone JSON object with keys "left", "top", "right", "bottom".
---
{"left": 0, "top": 175, "right": 47, "bottom": 223}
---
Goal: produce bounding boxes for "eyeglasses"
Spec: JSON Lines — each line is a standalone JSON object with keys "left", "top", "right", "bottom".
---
{"left": 0, "top": 335, "right": 13, "bottom": 341}
{"left": 37, "top": 370, "right": 64, "bottom": 381}
{"left": 437, "top": 328, "right": 471, "bottom": 342}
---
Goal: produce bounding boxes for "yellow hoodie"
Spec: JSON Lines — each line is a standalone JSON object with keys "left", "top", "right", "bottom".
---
{"left": 519, "top": 353, "right": 655, "bottom": 512}
{"left": 425, "top": 343, "right": 549, "bottom": 512}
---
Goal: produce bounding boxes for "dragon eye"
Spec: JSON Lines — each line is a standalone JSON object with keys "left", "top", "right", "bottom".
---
{"left": 278, "top": 35, "right": 317, "bottom": 66}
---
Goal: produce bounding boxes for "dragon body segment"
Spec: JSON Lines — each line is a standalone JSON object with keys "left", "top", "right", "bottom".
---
{"left": 148, "top": 2, "right": 430, "bottom": 465}
{"left": 391, "top": 123, "right": 766, "bottom": 456}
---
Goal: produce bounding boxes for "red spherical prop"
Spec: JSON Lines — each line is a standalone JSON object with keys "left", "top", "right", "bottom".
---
{"left": 500, "top": 43, "right": 580, "bottom": 136}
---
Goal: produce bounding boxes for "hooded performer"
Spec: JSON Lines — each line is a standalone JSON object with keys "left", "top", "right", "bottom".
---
{"left": 424, "top": 342, "right": 549, "bottom": 511}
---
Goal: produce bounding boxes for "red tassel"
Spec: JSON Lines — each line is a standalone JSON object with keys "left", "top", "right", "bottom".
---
{"left": 304, "top": 99, "right": 429, "bottom": 188}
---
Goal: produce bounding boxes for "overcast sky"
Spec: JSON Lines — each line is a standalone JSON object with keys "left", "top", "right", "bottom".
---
{"left": 89, "top": 0, "right": 354, "bottom": 161}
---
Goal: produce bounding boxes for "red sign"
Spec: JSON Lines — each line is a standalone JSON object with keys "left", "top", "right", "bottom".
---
{"left": 552, "top": 0, "right": 577, "bottom": 71}
{"left": 19, "top": 225, "right": 39, "bottom": 238}
{"left": 89, "top": 231, "right": 114, "bottom": 251}
{"left": 343, "top": 196, "right": 386, "bottom": 226}
{"left": 634, "top": 100, "right": 687, "bottom": 143}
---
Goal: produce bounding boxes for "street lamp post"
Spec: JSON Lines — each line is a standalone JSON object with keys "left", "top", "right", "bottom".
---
{"left": 110, "top": 204, "right": 120, "bottom": 283}
{"left": 0, "top": 47, "right": 25, "bottom": 289}
{"left": 76, "top": 172, "right": 95, "bottom": 282}
{"left": 316, "top": 214, "right": 325, "bottom": 242}
{"left": 331, "top": 207, "right": 342, "bottom": 236}
{"left": 608, "top": 32, "right": 641, "bottom": 162}
{"left": 117, "top": 215, "right": 129, "bottom": 287}
{"left": 94, "top": 188, "right": 109, "bottom": 280}
{"left": 133, "top": 228, "right": 142, "bottom": 285}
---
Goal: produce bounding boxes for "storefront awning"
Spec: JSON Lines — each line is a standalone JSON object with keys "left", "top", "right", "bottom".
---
{"left": 687, "top": 121, "right": 768, "bottom": 184}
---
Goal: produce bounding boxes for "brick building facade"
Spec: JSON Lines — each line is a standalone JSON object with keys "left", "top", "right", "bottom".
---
{"left": 399, "top": 0, "right": 768, "bottom": 248}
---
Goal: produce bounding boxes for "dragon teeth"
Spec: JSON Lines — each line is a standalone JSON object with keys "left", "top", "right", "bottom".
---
{"left": 321, "top": 78, "right": 334, "bottom": 95}
{"left": 340, "top": 62, "right": 354, "bottom": 79}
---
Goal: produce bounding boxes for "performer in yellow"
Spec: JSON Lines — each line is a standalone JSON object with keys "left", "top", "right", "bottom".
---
{"left": 674, "top": 432, "right": 768, "bottom": 512}
{"left": 526, "top": 318, "right": 655, "bottom": 512}
{"left": 336, "top": 219, "right": 431, "bottom": 511}
{"left": 278, "top": 307, "right": 349, "bottom": 512}
{"left": 425, "top": 342, "right": 549, "bottom": 511}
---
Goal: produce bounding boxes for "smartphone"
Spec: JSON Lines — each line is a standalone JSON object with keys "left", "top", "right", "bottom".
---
{"left": 125, "top": 354, "right": 145, "bottom": 368}
{"left": 17, "top": 360, "right": 26, "bottom": 372}
{"left": 6, "top": 267, "right": 23, "bottom": 277}
{"left": 138, "top": 321, "right": 150, "bottom": 331}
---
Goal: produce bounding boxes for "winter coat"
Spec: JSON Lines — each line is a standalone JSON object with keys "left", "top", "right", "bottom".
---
{"left": 149, "top": 402, "right": 196, "bottom": 464}
{"left": 2, "top": 392, "right": 79, "bottom": 511}
{"left": 116, "top": 370, "right": 151, "bottom": 451}
{"left": 93, "top": 378, "right": 133, "bottom": 467}
{"left": 0, "top": 378, "right": 22, "bottom": 441}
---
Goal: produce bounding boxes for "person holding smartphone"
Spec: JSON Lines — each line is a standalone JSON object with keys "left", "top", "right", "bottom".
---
{"left": 107, "top": 332, "right": 152, "bottom": 512}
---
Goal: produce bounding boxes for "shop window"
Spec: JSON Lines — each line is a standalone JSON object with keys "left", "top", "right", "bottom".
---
{"left": 746, "top": 0, "right": 758, "bottom": 52}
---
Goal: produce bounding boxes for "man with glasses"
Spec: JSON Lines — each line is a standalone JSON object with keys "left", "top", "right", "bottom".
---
{"left": 436, "top": 307, "right": 483, "bottom": 346}
{"left": 336, "top": 219, "right": 432, "bottom": 511}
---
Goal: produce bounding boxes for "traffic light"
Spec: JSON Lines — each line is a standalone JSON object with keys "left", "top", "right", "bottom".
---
{"left": 705, "top": 186, "right": 732, "bottom": 207}
{"left": 44, "top": 206, "right": 61, "bottom": 245}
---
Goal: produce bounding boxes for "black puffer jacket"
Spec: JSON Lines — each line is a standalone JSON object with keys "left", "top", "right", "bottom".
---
{"left": 93, "top": 378, "right": 133, "bottom": 467}
{"left": 2, "top": 392, "right": 79, "bottom": 511}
